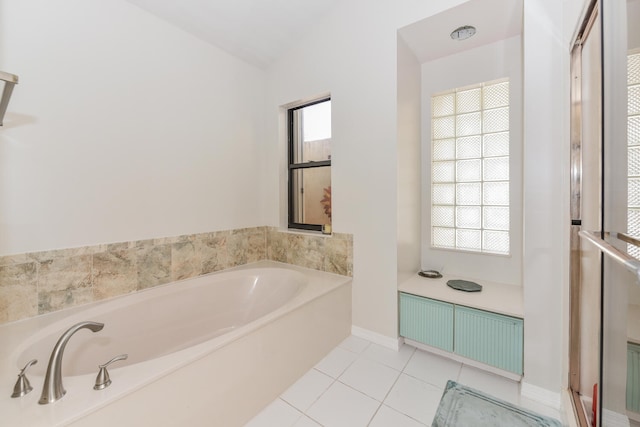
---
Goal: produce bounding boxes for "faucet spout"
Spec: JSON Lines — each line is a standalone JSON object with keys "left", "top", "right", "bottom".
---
{"left": 38, "top": 321, "right": 104, "bottom": 404}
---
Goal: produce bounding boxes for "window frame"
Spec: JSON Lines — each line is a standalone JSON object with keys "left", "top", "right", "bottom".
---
{"left": 287, "top": 97, "right": 332, "bottom": 232}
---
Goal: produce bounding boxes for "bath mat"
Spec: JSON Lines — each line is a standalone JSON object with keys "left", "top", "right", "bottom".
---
{"left": 432, "top": 381, "right": 562, "bottom": 427}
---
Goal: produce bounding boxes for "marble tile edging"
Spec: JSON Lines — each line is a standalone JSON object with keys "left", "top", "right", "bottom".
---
{"left": 0, "top": 226, "right": 353, "bottom": 325}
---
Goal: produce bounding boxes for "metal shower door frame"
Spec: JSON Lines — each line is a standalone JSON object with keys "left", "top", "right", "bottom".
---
{"left": 568, "top": 1, "right": 600, "bottom": 425}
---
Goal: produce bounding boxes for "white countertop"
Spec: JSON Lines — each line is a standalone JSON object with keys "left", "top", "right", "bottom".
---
{"left": 398, "top": 272, "right": 524, "bottom": 318}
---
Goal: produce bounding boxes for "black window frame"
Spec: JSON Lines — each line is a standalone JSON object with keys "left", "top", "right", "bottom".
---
{"left": 287, "top": 97, "right": 332, "bottom": 232}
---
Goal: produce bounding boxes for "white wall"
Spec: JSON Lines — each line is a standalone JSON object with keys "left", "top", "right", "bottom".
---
{"left": 0, "top": 0, "right": 266, "bottom": 255}
{"left": 522, "top": 0, "right": 567, "bottom": 393}
{"left": 264, "top": 0, "right": 467, "bottom": 340}
{"left": 421, "top": 36, "right": 523, "bottom": 286}
{"left": 397, "top": 37, "right": 422, "bottom": 281}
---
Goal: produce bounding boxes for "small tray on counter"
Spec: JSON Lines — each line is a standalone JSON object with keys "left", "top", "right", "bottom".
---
{"left": 446, "top": 279, "right": 482, "bottom": 292}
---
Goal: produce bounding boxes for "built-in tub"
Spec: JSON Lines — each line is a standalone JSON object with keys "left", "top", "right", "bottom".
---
{"left": 0, "top": 261, "right": 352, "bottom": 426}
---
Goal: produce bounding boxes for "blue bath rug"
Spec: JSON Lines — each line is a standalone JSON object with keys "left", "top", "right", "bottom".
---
{"left": 432, "top": 380, "right": 562, "bottom": 427}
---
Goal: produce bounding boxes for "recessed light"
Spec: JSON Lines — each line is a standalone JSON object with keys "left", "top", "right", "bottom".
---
{"left": 450, "top": 25, "right": 476, "bottom": 41}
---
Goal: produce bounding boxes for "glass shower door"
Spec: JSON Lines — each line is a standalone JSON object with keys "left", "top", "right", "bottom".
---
{"left": 623, "top": 46, "right": 640, "bottom": 427}
{"left": 582, "top": 1, "right": 640, "bottom": 426}
{"left": 569, "top": 2, "right": 602, "bottom": 425}
{"left": 570, "top": 1, "right": 640, "bottom": 426}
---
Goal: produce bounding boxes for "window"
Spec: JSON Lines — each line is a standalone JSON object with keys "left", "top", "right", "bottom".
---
{"left": 288, "top": 98, "right": 331, "bottom": 231}
{"left": 431, "top": 79, "right": 510, "bottom": 255}
{"left": 628, "top": 52, "right": 640, "bottom": 257}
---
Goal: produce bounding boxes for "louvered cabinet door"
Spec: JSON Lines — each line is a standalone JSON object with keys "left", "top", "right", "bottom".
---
{"left": 628, "top": 342, "right": 640, "bottom": 413}
{"left": 454, "top": 306, "right": 524, "bottom": 375}
{"left": 399, "top": 293, "right": 454, "bottom": 352}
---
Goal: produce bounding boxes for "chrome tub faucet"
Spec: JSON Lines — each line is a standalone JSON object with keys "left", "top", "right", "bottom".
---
{"left": 38, "top": 321, "right": 104, "bottom": 404}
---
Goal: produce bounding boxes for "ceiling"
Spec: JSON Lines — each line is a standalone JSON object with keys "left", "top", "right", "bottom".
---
{"left": 126, "top": 0, "right": 522, "bottom": 69}
{"left": 126, "top": 0, "right": 342, "bottom": 69}
{"left": 399, "top": 0, "right": 523, "bottom": 64}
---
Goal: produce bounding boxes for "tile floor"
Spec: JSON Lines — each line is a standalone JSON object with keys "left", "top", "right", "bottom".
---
{"left": 245, "top": 335, "right": 564, "bottom": 427}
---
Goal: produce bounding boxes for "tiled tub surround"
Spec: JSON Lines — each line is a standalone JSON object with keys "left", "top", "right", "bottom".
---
{"left": 0, "top": 262, "right": 352, "bottom": 427}
{"left": 0, "top": 227, "right": 353, "bottom": 324}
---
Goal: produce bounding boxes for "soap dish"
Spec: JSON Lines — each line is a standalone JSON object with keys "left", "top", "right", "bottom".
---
{"left": 419, "top": 270, "right": 442, "bottom": 279}
{"left": 447, "top": 279, "right": 482, "bottom": 292}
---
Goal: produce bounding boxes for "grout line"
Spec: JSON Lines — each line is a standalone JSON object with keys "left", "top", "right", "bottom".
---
{"left": 380, "top": 368, "right": 404, "bottom": 404}
{"left": 365, "top": 401, "right": 384, "bottom": 427}
{"left": 455, "top": 361, "right": 463, "bottom": 382}
{"left": 277, "top": 397, "right": 305, "bottom": 425}
{"left": 330, "top": 351, "right": 387, "bottom": 424}
{"left": 386, "top": 401, "right": 432, "bottom": 427}
{"left": 358, "top": 342, "right": 415, "bottom": 373}
{"left": 280, "top": 396, "right": 322, "bottom": 426}
{"left": 333, "top": 380, "right": 383, "bottom": 427}
{"left": 300, "top": 371, "right": 335, "bottom": 427}
{"left": 398, "top": 345, "right": 417, "bottom": 371}
{"left": 308, "top": 367, "right": 337, "bottom": 411}
{"left": 308, "top": 365, "right": 339, "bottom": 425}
{"left": 335, "top": 377, "right": 383, "bottom": 402}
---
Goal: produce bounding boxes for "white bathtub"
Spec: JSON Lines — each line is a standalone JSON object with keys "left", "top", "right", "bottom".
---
{"left": 0, "top": 261, "right": 352, "bottom": 426}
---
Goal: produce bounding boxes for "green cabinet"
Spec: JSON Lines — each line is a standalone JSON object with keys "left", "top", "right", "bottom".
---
{"left": 454, "top": 306, "right": 523, "bottom": 375}
{"left": 400, "top": 293, "right": 454, "bottom": 352}
{"left": 399, "top": 292, "right": 524, "bottom": 375}
{"left": 628, "top": 342, "right": 640, "bottom": 413}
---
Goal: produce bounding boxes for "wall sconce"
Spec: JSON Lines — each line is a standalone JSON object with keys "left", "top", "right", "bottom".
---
{"left": 0, "top": 71, "right": 19, "bottom": 126}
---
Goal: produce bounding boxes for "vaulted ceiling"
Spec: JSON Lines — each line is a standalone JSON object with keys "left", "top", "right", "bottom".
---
{"left": 125, "top": 0, "right": 522, "bottom": 69}
{"left": 125, "top": 0, "right": 342, "bottom": 68}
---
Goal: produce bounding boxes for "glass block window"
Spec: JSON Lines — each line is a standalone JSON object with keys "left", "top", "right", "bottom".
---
{"left": 431, "top": 79, "right": 510, "bottom": 255}
{"left": 628, "top": 53, "right": 640, "bottom": 258}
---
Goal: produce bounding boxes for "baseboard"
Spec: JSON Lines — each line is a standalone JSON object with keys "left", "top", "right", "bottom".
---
{"left": 404, "top": 338, "right": 522, "bottom": 382}
{"left": 351, "top": 325, "right": 401, "bottom": 351}
{"left": 521, "top": 382, "right": 562, "bottom": 410}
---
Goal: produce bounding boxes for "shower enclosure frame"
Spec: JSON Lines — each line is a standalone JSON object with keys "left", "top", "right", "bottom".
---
{"left": 570, "top": 1, "right": 639, "bottom": 425}
{"left": 568, "top": 1, "right": 600, "bottom": 425}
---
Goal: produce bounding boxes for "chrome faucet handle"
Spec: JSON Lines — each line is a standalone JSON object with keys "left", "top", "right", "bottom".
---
{"left": 94, "top": 354, "right": 128, "bottom": 390}
{"left": 11, "top": 359, "right": 37, "bottom": 398}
